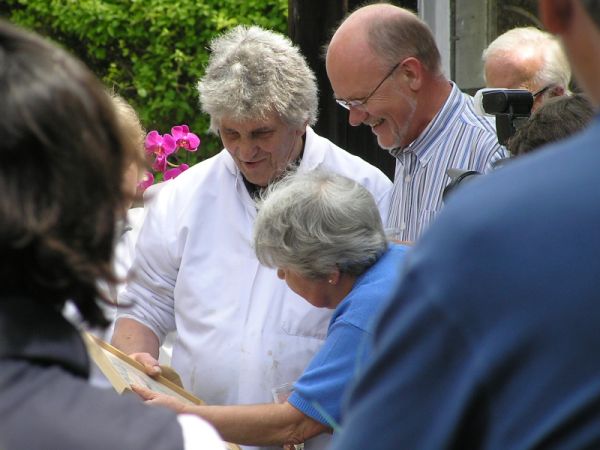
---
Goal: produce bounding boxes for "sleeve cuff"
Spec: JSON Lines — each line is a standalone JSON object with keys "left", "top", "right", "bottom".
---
{"left": 288, "top": 391, "right": 330, "bottom": 427}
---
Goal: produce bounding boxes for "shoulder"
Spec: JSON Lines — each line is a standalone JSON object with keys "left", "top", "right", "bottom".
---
{"left": 1, "top": 360, "right": 185, "bottom": 450}
{"left": 146, "top": 150, "right": 233, "bottom": 209}
{"left": 304, "top": 128, "right": 392, "bottom": 191}
{"left": 449, "top": 89, "right": 502, "bottom": 148}
{"left": 425, "top": 85, "right": 505, "bottom": 161}
{"left": 163, "top": 150, "right": 231, "bottom": 192}
{"left": 337, "top": 245, "right": 411, "bottom": 331}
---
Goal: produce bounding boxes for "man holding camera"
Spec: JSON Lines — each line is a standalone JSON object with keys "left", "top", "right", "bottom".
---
{"left": 483, "top": 27, "right": 571, "bottom": 111}
{"left": 326, "top": 3, "right": 507, "bottom": 242}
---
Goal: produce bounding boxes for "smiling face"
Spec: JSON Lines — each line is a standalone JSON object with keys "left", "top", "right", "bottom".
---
{"left": 329, "top": 60, "right": 418, "bottom": 150}
{"left": 219, "top": 112, "right": 305, "bottom": 187}
{"left": 327, "top": 30, "right": 419, "bottom": 150}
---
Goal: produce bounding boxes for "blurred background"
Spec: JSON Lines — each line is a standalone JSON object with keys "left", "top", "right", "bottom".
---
{"left": 0, "top": 0, "right": 540, "bottom": 179}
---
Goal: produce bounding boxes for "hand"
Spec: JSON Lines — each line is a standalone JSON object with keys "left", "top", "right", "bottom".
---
{"left": 131, "top": 384, "right": 187, "bottom": 413}
{"left": 129, "top": 352, "right": 161, "bottom": 377}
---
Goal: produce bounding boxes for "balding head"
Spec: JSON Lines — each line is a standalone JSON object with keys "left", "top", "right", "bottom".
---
{"left": 328, "top": 4, "right": 441, "bottom": 75}
{"left": 325, "top": 3, "right": 450, "bottom": 151}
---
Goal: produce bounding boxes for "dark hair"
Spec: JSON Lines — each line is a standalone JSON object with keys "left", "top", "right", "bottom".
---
{"left": 0, "top": 20, "right": 128, "bottom": 327}
{"left": 507, "top": 94, "right": 594, "bottom": 156}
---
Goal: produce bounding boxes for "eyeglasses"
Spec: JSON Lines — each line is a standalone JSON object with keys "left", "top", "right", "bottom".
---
{"left": 532, "top": 84, "right": 555, "bottom": 99}
{"left": 335, "top": 61, "right": 401, "bottom": 110}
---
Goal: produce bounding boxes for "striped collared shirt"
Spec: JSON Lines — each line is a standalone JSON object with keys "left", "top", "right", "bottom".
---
{"left": 387, "top": 82, "right": 508, "bottom": 242}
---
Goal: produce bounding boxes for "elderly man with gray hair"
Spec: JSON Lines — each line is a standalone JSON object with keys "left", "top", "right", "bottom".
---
{"left": 482, "top": 26, "right": 571, "bottom": 110}
{"left": 133, "top": 170, "right": 409, "bottom": 449}
{"left": 111, "top": 25, "right": 391, "bottom": 450}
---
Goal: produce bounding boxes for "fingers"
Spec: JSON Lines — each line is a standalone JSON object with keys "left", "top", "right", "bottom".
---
{"left": 131, "top": 385, "right": 187, "bottom": 413}
{"left": 131, "top": 384, "right": 155, "bottom": 400}
{"left": 130, "top": 352, "right": 162, "bottom": 376}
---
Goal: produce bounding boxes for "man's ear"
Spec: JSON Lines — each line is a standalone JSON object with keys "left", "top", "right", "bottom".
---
{"left": 295, "top": 123, "right": 307, "bottom": 137}
{"left": 398, "top": 57, "right": 423, "bottom": 91}
{"left": 539, "top": 0, "right": 574, "bottom": 33}
{"left": 549, "top": 85, "right": 566, "bottom": 97}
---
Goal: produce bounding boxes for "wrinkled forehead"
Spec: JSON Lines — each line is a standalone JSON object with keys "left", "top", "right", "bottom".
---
{"left": 218, "top": 110, "right": 287, "bottom": 133}
{"left": 484, "top": 52, "right": 544, "bottom": 91}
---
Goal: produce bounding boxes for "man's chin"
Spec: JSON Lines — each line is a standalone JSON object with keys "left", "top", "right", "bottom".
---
{"left": 375, "top": 135, "right": 400, "bottom": 151}
{"left": 369, "top": 125, "right": 397, "bottom": 150}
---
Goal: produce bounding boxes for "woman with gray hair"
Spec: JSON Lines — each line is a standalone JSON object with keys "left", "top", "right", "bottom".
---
{"left": 133, "top": 170, "right": 407, "bottom": 448}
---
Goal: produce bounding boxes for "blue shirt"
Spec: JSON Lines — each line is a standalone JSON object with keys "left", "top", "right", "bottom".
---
{"left": 288, "top": 244, "right": 409, "bottom": 426}
{"left": 332, "top": 114, "right": 600, "bottom": 450}
{"left": 387, "top": 82, "right": 508, "bottom": 242}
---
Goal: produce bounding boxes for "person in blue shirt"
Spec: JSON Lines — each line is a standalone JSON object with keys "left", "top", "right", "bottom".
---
{"left": 133, "top": 170, "right": 409, "bottom": 449}
{"left": 329, "top": 1, "right": 600, "bottom": 449}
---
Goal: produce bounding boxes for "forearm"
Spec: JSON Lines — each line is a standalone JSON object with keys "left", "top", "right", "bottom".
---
{"left": 111, "top": 317, "right": 160, "bottom": 359}
{"left": 181, "top": 402, "right": 329, "bottom": 447}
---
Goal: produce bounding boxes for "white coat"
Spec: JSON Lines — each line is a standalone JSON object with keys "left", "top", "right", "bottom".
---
{"left": 117, "top": 127, "right": 391, "bottom": 450}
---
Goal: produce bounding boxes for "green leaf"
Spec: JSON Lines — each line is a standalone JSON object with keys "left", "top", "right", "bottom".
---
{"left": 4, "top": 0, "right": 288, "bottom": 163}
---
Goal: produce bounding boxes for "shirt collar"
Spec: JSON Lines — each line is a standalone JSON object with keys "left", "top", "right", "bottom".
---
{"left": 391, "top": 82, "right": 465, "bottom": 166}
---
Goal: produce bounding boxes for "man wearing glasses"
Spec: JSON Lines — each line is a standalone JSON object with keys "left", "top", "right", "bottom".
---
{"left": 483, "top": 27, "right": 571, "bottom": 112}
{"left": 326, "top": 3, "right": 508, "bottom": 243}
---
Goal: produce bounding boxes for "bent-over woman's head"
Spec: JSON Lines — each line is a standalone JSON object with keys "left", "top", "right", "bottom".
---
{"left": 254, "top": 170, "right": 387, "bottom": 279}
{"left": 0, "top": 20, "right": 131, "bottom": 327}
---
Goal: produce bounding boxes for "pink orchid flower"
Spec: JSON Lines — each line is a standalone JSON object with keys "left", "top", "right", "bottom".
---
{"left": 152, "top": 153, "right": 169, "bottom": 173}
{"left": 164, "top": 163, "right": 189, "bottom": 180}
{"left": 145, "top": 130, "right": 177, "bottom": 159}
{"left": 137, "top": 171, "right": 154, "bottom": 192}
{"left": 171, "top": 125, "right": 200, "bottom": 151}
{"left": 141, "top": 125, "right": 199, "bottom": 188}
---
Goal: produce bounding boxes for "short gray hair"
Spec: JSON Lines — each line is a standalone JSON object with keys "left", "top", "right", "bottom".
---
{"left": 482, "top": 27, "right": 571, "bottom": 91}
{"left": 198, "top": 25, "right": 318, "bottom": 133}
{"left": 253, "top": 170, "right": 388, "bottom": 279}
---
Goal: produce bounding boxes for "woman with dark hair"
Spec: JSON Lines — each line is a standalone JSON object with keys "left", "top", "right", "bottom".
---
{"left": 507, "top": 93, "right": 594, "bottom": 156}
{"left": 0, "top": 19, "right": 224, "bottom": 450}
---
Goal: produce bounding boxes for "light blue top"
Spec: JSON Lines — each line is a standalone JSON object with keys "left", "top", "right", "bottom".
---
{"left": 288, "top": 243, "right": 409, "bottom": 426}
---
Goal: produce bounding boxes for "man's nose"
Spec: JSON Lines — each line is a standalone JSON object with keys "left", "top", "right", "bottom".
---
{"left": 236, "top": 139, "right": 259, "bottom": 159}
{"left": 348, "top": 107, "right": 369, "bottom": 127}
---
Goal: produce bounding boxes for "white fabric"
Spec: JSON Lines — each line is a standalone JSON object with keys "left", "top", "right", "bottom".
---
{"left": 177, "top": 414, "right": 227, "bottom": 450}
{"left": 117, "top": 127, "right": 391, "bottom": 450}
{"left": 113, "top": 207, "right": 146, "bottom": 295}
{"left": 63, "top": 207, "right": 147, "bottom": 388}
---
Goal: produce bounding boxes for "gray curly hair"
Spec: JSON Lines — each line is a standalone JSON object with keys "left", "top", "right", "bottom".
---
{"left": 198, "top": 25, "right": 318, "bottom": 133}
{"left": 253, "top": 170, "right": 387, "bottom": 279}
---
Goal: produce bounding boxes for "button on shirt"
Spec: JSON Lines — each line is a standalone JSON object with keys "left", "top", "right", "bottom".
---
{"left": 387, "top": 82, "right": 508, "bottom": 242}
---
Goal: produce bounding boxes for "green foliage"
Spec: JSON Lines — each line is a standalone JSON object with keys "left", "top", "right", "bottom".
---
{"left": 0, "top": 0, "right": 288, "bottom": 162}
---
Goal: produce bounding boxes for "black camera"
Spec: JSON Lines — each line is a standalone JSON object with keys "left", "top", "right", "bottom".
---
{"left": 482, "top": 89, "right": 533, "bottom": 146}
{"left": 442, "top": 89, "right": 533, "bottom": 201}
